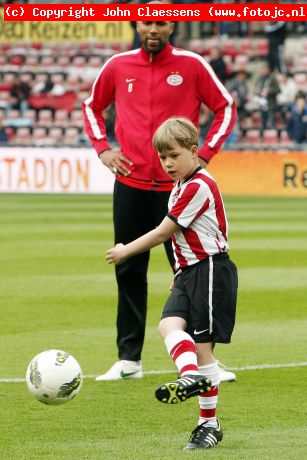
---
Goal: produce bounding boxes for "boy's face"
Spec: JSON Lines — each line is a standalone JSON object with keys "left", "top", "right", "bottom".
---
{"left": 158, "top": 140, "right": 199, "bottom": 182}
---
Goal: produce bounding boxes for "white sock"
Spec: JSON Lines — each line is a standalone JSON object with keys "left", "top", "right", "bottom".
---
{"left": 164, "top": 330, "right": 199, "bottom": 376}
{"left": 198, "top": 362, "right": 220, "bottom": 428}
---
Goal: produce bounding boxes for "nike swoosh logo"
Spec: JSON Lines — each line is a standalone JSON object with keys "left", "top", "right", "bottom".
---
{"left": 126, "top": 78, "right": 136, "bottom": 83}
{"left": 194, "top": 328, "right": 209, "bottom": 335}
{"left": 120, "top": 370, "right": 138, "bottom": 378}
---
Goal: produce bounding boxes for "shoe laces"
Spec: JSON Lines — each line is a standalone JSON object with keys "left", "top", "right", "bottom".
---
{"left": 189, "top": 422, "right": 211, "bottom": 443}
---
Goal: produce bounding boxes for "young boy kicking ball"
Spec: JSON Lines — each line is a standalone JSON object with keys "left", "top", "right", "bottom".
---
{"left": 106, "top": 117, "right": 238, "bottom": 450}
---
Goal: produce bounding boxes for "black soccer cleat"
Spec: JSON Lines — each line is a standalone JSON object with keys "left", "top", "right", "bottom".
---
{"left": 155, "top": 374, "right": 212, "bottom": 404}
{"left": 183, "top": 420, "right": 223, "bottom": 450}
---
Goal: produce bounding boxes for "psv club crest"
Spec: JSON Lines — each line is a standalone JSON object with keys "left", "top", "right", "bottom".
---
{"left": 171, "top": 188, "right": 181, "bottom": 206}
{"left": 167, "top": 72, "right": 183, "bottom": 86}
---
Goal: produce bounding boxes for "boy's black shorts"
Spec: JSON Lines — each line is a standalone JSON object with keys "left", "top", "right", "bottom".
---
{"left": 161, "top": 253, "right": 238, "bottom": 344}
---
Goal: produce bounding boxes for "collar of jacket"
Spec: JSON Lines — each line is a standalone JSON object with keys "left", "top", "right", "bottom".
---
{"left": 139, "top": 42, "right": 173, "bottom": 63}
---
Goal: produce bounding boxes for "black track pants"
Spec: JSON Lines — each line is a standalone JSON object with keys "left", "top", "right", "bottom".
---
{"left": 113, "top": 181, "right": 175, "bottom": 361}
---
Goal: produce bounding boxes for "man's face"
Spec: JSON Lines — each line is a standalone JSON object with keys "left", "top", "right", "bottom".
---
{"left": 136, "top": 21, "right": 174, "bottom": 54}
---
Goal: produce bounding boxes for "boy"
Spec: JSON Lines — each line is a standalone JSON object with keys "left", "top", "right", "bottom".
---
{"left": 106, "top": 117, "right": 238, "bottom": 450}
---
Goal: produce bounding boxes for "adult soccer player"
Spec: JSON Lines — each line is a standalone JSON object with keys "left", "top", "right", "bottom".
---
{"left": 83, "top": 11, "right": 237, "bottom": 382}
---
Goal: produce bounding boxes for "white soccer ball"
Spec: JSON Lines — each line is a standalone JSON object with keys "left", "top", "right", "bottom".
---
{"left": 26, "top": 349, "right": 83, "bottom": 405}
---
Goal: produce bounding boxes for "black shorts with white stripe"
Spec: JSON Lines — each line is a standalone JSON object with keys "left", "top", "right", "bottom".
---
{"left": 161, "top": 253, "right": 238, "bottom": 344}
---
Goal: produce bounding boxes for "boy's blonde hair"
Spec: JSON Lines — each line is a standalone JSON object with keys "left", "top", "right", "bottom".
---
{"left": 153, "top": 117, "right": 198, "bottom": 153}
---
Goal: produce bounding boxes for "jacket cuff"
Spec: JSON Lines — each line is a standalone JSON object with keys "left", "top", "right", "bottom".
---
{"left": 93, "top": 140, "right": 111, "bottom": 156}
{"left": 198, "top": 146, "right": 217, "bottom": 164}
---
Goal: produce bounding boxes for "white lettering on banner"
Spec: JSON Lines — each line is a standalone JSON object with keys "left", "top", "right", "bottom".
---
{"left": 0, "top": 148, "right": 115, "bottom": 194}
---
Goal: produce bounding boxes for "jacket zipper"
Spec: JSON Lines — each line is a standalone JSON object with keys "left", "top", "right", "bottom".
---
{"left": 149, "top": 53, "right": 155, "bottom": 183}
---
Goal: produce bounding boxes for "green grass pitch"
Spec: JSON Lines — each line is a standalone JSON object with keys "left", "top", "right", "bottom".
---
{"left": 0, "top": 193, "right": 306, "bottom": 459}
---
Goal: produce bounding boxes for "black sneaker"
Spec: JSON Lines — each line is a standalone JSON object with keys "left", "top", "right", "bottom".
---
{"left": 183, "top": 420, "right": 223, "bottom": 450}
{"left": 155, "top": 374, "right": 212, "bottom": 404}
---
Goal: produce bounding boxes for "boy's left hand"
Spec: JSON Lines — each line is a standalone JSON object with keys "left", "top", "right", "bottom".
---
{"left": 106, "top": 243, "right": 127, "bottom": 265}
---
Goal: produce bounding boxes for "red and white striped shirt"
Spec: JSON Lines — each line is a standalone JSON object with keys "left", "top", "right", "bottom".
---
{"left": 168, "top": 167, "right": 229, "bottom": 270}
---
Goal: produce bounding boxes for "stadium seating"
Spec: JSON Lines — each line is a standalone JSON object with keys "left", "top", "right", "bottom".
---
{"left": 70, "top": 109, "right": 84, "bottom": 128}
{"left": 253, "top": 39, "right": 269, "bottom": 57}
{"left": 11, "top": 127, "right": 32, "bottom": 146}
{"left": 0, "top": 32, "right": 305, "bottom": 148}
{"left": 22, "top": 109, "right": 36, "bottom": 125}
{"left": 49, "top": 127, "right": 64, "bottom": 145}
{"left": 245, "top": 129, "right": 261, "bottom": 144}
{"left": 263, "top": 129, "right": 278, "bottom": 145}
{"left": 54, "top": 110, "right": 70, "bottom": 127}
{"left": 63, "top": 127, "right": 81, "bottom": 146}
{"left": 280, "top": 130, "right": 292, "bottom": 146}
{"left": 251, "top": 112, "right": 261, "bottom": 129}
{"left": 37, "top": 109, "right": 53, "bottom": 126}
{"left": 32, "top": 127, "right": 49, "bottom": 146}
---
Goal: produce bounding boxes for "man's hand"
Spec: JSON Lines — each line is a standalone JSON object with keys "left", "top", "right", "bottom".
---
{"left": 106, "top": 243, "right": 127, "bottom": 265}
{"left": 99, "top": 149, "right": 133, "bottom": 176}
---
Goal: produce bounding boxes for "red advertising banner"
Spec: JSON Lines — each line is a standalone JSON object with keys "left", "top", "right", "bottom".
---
{"left": 3, "top": 3, "right": 307, "bottom": 22}
{"left": 28, "top": 93, "right": 77, "bottom": 112}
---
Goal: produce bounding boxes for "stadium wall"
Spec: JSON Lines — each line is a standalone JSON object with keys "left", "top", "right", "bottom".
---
{"left": 0, "top": 148, "right": 307, "bottom": 196}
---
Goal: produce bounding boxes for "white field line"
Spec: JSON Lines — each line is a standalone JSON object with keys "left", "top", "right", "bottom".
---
{"left": 1, "top": 362, "right": 306, "bottom": 383}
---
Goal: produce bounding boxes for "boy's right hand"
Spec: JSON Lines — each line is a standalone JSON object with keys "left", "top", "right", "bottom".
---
{"left": 106, "top": 243, "right": 127, "bottom": 265}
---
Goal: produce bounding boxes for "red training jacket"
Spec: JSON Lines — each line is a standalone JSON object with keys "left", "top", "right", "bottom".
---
{"left": 83, "top": 43, "right": 237, "bottom": 191}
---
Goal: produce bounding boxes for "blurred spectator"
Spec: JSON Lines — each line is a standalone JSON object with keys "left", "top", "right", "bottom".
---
{"left": 253, "top": 63, "right": 280, "bottom": 136}
{"left": 276, "top": 72, "right": 297, "bottom": 122}
{"left": 0, "top": 119, "right": 9, "bottom": 145}
{"left": 198, "top": 105, "right": 212, "bottom": 144}
{"left": 227, "top": 70, "right": 249, "bottom": 120}
{"left": 236, "top": 0, "right": 249, "bottom": 38}
{"left": 130, "top": 22, "right": 141, "bottom": 49}
{"left": 214, "top": 0, "right": 231, "bottom": 38}
{"left": 286, "top": 93, "right": 307, "bottom": 144}
{"left": 104, "top": 104, "right": 116, "bottom": 144}
{"left": 51, "top": 80, "right": 67, "bottom": 97}
{"left": 209, "top": 47, "right": 227, "bottom": 83}
{"left": 31, "top": 74, "right": 50, "bottom": 95}
{"left": 0, "top": 0, "right": 28, "bottom": 3}
{"left": 297, "top": 21, "right": 307, "bottom": 35}
{"left": 10, "top": 75, "right": 31, "bottom": 116}
{"left": 32, "top": 74, "right": 65, "bottom": 96}
{"left": 0, "top": 92, "right": 11, "bottom": 113}
{"left": 265, "top": 21, "right": 287, "bottom": 73}
{"left": 224, "top": 122, "right": 239, "bottom": 147}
